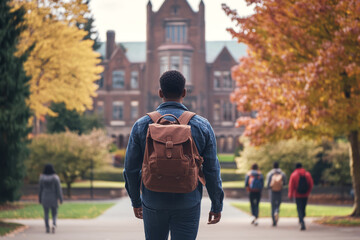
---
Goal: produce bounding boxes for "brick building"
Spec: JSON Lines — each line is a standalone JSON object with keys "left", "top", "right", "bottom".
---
{"left": 94, "top": 0, "right": 247, "bottom": 153}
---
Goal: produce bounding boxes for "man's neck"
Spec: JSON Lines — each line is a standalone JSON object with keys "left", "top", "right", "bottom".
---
{"left": 163, "top": 98, "right": 182, "bottom": 103}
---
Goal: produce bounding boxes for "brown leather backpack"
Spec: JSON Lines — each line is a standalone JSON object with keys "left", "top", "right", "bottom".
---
{"left": 141, "top": 111, "right": 206, "bottom": 193}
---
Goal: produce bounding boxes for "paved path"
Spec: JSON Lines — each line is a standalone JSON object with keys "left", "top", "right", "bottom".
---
{"left": 3, "top": 197, "right": 360, "bottom": 240}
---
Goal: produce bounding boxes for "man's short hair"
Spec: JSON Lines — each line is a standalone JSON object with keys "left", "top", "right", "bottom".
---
{"left": 295, "top": 162, "right": 302, "bottom": 169}
{"left": 159, "top": 70, "right": 186, "bottom": 99}
{"left": 251, "top": 163, "right": 258, "bottom": 170}
{"left": 273, "top": 162, "right": 279, "bottom": 168}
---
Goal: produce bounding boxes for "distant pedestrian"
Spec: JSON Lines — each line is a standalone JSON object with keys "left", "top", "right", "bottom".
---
{"left": 245, "top": 163, "right": 264, "bottom": 226}
{"left": 288, "top": 162, "right": 313, "bottom": 231}
{"left": 266, "top": 162, "right": 287, "bottom": 226}
{"left": 39, "top": 164, "right": 63, "bottom": 234}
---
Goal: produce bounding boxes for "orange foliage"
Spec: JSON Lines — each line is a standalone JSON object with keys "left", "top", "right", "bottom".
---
{"left": 223, "top": 0, "right": 360, "bottom": 145}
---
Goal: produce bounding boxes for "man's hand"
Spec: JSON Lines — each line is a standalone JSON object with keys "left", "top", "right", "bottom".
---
{"left": 133, "top": 207, "right": 143, "bottom": 219}
{"left": 208, "top": 211, "right": 221, "bottom": 224}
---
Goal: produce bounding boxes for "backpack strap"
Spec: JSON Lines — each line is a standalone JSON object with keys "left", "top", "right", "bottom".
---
{"left": 147, "top": 111, "right": 162, "bottom": 123}
{"left": 178, "top": 111, "right": 196, "bottom": 125}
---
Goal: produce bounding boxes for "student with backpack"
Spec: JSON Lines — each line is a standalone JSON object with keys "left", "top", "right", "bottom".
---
{"left": 288, "top": 162, "right": 314, "bottom": 231}
{"left": 266, "top": 162, "right": 287, "bottom": 226}
{"left": 245, "top": 163, "right": 264, "bottom": 226}
{"left": 124, "top": 70, "right": 224, "bottom": 240}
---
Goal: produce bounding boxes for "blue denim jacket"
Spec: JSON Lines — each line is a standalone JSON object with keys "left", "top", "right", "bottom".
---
{"left": 123, "top": 102, "right": 224, "bottom": 213}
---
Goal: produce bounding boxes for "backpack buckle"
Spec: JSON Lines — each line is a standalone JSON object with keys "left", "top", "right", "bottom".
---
{"left": 166, "top": 141, "right": 173, "bottom": 149}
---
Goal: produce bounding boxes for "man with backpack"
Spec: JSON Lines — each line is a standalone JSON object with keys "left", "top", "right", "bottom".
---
{"left": 245, "top": 163, "right": 264, "bottom": 226}
{"left": 266, "top": 162, "right": 287, "bottom": 227}
{"left": 288, "top": 162, "right": 314, "bottom": 231}
{"left": 124, "top": 70, "right": 224, "bottom": 240}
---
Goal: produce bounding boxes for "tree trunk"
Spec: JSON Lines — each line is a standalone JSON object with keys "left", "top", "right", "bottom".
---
{"left": 348, "top": 131, "right": 360, "bottom": 217}
{"left": 66, "top": 182, "right": 72, "bottom": 199}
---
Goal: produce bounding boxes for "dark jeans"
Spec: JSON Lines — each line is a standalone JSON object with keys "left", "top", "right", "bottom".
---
{"left": 142, "top": 203, "right": 201, "bottom": 240}
{"left": 295, "top": 197, "right": 308, "bottom": 223}
{"left": 270, "top": 191, "right": 282, "bottom": 223}
{"left": 249, "top": 191, "right": 261, "bottom": 218}
{"left": 43, "top": 206, "right": 57, "bottom": 229}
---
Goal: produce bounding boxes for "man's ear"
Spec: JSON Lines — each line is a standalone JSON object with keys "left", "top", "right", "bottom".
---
{"left": 158, "top": 89, "right": 164, "bottom": 98}
{"left": 182, "top": 88, "right": 186, "bottom": 98}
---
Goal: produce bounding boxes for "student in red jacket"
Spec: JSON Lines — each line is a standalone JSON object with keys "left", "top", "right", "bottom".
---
{"left": 288, "top": 162, "right": 313, "bottom": 231}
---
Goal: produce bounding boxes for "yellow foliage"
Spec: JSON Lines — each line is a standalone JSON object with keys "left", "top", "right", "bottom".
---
{"left": 12, "top": 0, "right": 103, "bottom": 117}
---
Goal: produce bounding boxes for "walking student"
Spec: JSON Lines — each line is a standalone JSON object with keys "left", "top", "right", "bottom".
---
{"left": 288, "top": 162, "right": 314, "bottom": 231}
{"left": 266, "top": 162, "right": 287, "bottom": 226}
{"left": 39, "top": 164, "right": 63, "bottom": 234}
{"left": 124, "top": 70, "right": 224, "bottom": 240}
{"left": 245, "top": 163, "right": 264, "bottom": 226}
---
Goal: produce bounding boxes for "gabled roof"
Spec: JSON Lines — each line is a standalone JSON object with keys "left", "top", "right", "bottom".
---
{"left": 206, "top": 41, "right": 247, "bottom": 63}
{"left": 97, "top": 41, "right": 247, "bottom": 63}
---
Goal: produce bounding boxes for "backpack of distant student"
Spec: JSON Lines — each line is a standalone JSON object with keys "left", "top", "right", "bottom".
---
{"left": 297, "top": 173, "right": 308, "bottom": 194}
{"left": 249, "top": 173, "right": 263, "bottom": 192}
{"left": 270, "top": 173, "right": 283, "bottom": 192}
{"left": 141, "top": 111, "right": 206, "bottom": 193}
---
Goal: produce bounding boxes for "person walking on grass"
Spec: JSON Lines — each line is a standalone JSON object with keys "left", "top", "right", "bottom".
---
{"left": 288, "top": 162, "right": 314, "bottom": 231}
{"left": 245, "top": 163, "right": 264, "bottom": 226}
{"left": 124, "top": 70, "right": 224, "bottom": 240}
{"left": 39, "top": 164, "right": 63, "bottom": 234}
{"left": 266, "top": 162, "right": 287, "bottom": 227}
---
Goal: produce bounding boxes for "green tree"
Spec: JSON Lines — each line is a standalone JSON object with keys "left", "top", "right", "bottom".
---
{"left": 46, "top": 102, "right": 104, "bottom": 134}
{"left": 236, "top": 138, "right": 321, "bottom": 178}
{"left": 322, "top": 141, "right": 352, "bottom": 187}
{"left": 26, "top": 130, "right": 111, "bottom": 197}
{"left": 0, "top": 0, "right": 31, "bottom": 203}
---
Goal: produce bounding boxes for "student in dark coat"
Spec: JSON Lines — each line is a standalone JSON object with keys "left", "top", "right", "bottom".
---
{"left": 39, "top": 164, "right": 63, "bottom": 234}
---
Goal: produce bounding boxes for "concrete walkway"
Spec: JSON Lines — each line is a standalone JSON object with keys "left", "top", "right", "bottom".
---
{"left": 3, "top": 197, "right": 360, "bottom": 240}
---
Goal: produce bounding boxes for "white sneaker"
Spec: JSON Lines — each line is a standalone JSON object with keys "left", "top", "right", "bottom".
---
{"left": 52, "top": 225, "right": 56, "bottom": 234}
{"left": 254, "top": 219, "right": 259, "bottom": 226}
{"left": 251, "top": 217, "right": 256, "bottom": 224}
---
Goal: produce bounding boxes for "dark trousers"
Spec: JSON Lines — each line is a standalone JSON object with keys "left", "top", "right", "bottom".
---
{"left": 43, "top": 206, "right": 57, "bottom": 229}
{"left": 249, "top": 191, "right": 261, "bottom": 218}
{"left": 142, "top": 203, "right": 201, "bottom": 240}
{"left": 295, "top": 197, "right": 308, "bottom": 223}
{"left": 270, "top": 191, "right": 282, "bottom": 223}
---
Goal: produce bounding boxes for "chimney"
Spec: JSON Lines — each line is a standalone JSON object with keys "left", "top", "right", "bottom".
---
{"left": 106, "top": 30, "right": 115, "bottom": 59}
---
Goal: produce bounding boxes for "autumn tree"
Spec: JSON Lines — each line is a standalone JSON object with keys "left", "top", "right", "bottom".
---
{"left": 12, "top": 0, "right": 103, "bottom": 133}
{"left": 26, "top": 130, "right": 111, "bottom": 197}
{"left": 223, "top": 0, "right": 360, "bottom": 216}
{"left": 0, "top": 0, "right": 31, "bottom": 202}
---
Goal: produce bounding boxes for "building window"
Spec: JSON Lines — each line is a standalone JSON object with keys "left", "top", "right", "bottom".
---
{"left": 214, "top": 71, "right": 221, "bottom": 89}
{"left": 97, "top": 101, "right": 104, "bottom": 115}
{"left": 223, "top": 71, "right": 232, "bottom": 89}
{"left": 183, "top": 57, "right": 191, "bottom": 84}
{"left": 223, "top": 102, "right": 232, "bottom": 121}
{"left": 130, "top": 71, "right": 138, "bottom": 89}
{"left": 160, "top": 56, "right": 169, "bottom": 75}
{"left": 97, "top": 72, "right": 104, "bottom": 88}
{"left": 131, "top": 101, "right": 139, "bottom": 120}
{"left": 112, "top": 101, "right": 124, "bottom": 120}
{"left": 112, "top": 70, "right": 125, "bottom": 89}
{"left": 213, "top": 71, "right": 233, "bottom": 89}
{"left": 214, "top": 102, "right": 221, "bottom": 122}
{"left": 165, "top": 23, "right": 187, "bottom": 43}
{"left": 170, "top": 56, "right": 180, "bottom": 71}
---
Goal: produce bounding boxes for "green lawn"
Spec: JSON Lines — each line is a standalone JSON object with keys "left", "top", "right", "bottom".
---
{"left": 222, "top": 181, "right": 245, "bottom": 188}
{"left": 62, "top": 180, "right": 125, "bottom": 188}
{"left": 218, "top": 154, "right": 235, "bottom": 162}
{"left": 0, "top": 221, "right": 23, "bottom": 236}
{"left": 0, "top": 202, "right": 114, "bottom": 219}
{"left": 231, "top": 202, "right": 353, "bottom": 218}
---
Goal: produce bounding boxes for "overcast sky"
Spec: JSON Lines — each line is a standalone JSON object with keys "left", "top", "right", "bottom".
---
{"left": 89, "top": 0, "right": 254, "bottom": 42}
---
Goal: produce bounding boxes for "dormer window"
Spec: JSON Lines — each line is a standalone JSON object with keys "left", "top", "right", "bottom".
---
{"left": 165, "top": 22, "right": 187, "bottom": 43}
{"left": 172, "top": 6, "right": 179, "bottom": 15}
